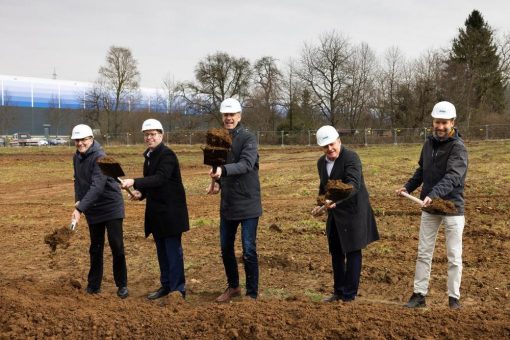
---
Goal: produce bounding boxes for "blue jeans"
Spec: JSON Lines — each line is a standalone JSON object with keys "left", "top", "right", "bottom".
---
{"left": 328, "top": 221, "right": 362, "bottom": 301}
{"left": 220, "top": 217, "right": 259, "bottom": 298}
{"left": 154, "top": 234, "right": 185, "bottom": 295}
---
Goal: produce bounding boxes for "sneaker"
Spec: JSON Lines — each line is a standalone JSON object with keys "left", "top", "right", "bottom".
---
{"left": 449, "top": 297, "right": 461, "bottom": 310}
{"left": 117, "top": 286, "right": 129, "bottom": 299}
{"left": 404, "top": 292, "right": 426, "bottom": 308}
{"left": 322, "top": 294, "right": 342, "bottom": 302}
{"left": 215, "top": 287, "right": 241, "bottom": 303}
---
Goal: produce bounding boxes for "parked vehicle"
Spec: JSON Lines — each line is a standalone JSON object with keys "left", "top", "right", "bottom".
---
{"left": 49, "top": 137, "right": 68, "bottom": 145}
{"left": 0, "top": 137, "right": 5, "bottom": 147}
{"left": 9, "top": 133, "right": 40, "bottom": 147}
{"left": 38, "top": 139, "right": 49, "bottom": 146}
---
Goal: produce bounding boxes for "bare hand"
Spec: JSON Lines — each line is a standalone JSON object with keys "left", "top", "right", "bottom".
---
{"left": 128, "top": 190, "right": 142, "bottom": 201}
{"left": 422, "top": 196, "right": 432, "bottom": 207}
{"left": 209, "top": 167, "right": 222, "bottom": 180}
{"left": 395, "top": 188, "right": 407, "bottom": 196}
{"left": 207, "top": 180, "right": 220, "bottom": 195}
{"left": 120, "top": 178, "right": 135, "bottom": 189}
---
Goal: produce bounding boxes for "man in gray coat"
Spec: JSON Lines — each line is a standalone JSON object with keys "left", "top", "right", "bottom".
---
{"left": 208, "top": 98, "right": 262, "bottom": 302}
{"left": 396, "top": 101, "right": 468, "bottom": 310}
{"left": 71, "top": 124, "right": 128, "bottom": 299}
{"left": 312, "top": 125, "right": 379, "bottom": 302}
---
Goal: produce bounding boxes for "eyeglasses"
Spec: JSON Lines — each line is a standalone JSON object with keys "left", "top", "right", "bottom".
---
{"left": 144, "top": 132, "right": 160, "bottom": 139}
{"left": 74, "top": 137, "right": 92, "bottom": 143}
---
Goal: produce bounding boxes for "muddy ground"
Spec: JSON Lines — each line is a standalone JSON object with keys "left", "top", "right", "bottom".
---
{"left": 0, "top": 142, "right": 509, "bottom": 339}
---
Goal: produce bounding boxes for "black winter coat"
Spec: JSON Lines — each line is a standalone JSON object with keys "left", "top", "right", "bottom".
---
{"left": 133, "top": 143, "right": 190, "bottom": 238}
{"left": 73, "top": 141, "right": 124, "bottom": 225}
{"left": 318, "top": 145, "right": 379, "bottom": 253}
{"left": 220, "top": 123, "right": 262, "bottom": 220}
{"left": 405, "top": 128, "right": 468, "bottom": 215}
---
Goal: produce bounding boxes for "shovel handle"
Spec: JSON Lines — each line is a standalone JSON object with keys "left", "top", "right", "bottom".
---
{"left": 399, "top": 191, "right": 424, "bottom": 206}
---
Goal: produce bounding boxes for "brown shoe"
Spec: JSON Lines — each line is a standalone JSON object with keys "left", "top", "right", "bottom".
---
{"left": 216, "top": 287, "right": 241, "bottom": 303}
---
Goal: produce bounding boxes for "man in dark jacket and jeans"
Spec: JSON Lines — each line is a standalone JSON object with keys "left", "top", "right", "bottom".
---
{"left": 396, "top": 101, "right": 468, "bottom": 310}
{"left": 208, "top": 98, "right": 262, "bottom": 302}
{"left": 121, "top": 119, "right": 190, "bottom": 300}
{"left": 71, "top": 124, "right": 128, "bottom": 298}
{"left": 312, "top": 125, "right": 379, "bottom": 302}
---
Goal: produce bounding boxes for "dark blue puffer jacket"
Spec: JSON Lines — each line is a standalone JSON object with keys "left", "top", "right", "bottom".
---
{"left": 405, "top": 128, "right": 468, "bottom": 215}
{"left": 73, "top": 141, "right": 125, "bottom": 224}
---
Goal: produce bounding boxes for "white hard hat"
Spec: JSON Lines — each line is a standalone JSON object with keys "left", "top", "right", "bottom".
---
{"left": 431, "top": 101, "right": 456, "bottom": 119}
{"left": 220, "top": 98, "right": 242, "bottom": 113}
{"left": 71, "top": 124, "right": 93, "bottom": 140}
{"left": 316, "top": 125, "right": 339, "bottom": 146}
{"left": 141, "top": 119, "right": 164, "bottom": 132}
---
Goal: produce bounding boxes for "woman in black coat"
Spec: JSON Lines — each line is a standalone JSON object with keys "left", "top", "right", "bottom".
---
{"left": 312, "top": 125, "right": 379, "bottom": 302}
{"left": 122, "top": 119, "right": 189, "bottom": 300}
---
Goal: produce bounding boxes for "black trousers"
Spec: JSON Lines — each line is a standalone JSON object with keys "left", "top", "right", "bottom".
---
{"left": 88, "top": 218, "right": 127, "bottom": 289}
{"left": 328, "top": 220, "right": 362, "bottom": 300}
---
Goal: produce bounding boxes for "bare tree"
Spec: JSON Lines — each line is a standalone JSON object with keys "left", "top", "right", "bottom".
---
{"left": 177, "top": 52, "right": 252, "bottom": 124}
{"left": 253, "top": 56, "right": 283, "bottom": 130}
{"left": 342, "top": 42, "right": 377, "bottom": 130}
{"left": 297, "top": 31, "right": 351, "bottom": 126}
{"left": 86, "top": 46, "right": 140, "bottom": 135}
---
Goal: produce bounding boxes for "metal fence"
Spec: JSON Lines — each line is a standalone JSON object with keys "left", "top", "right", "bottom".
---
{"left": 2, "top": 124, "right": 509, "bottom": 147}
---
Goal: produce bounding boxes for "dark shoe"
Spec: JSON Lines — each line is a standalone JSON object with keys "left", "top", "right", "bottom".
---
{"left": 322, "top": 294, "right": 342, "bottom": 302}
{"left": 342, "top": 296, "right": 356, "bottom": 302}
{"left": 449, "top": 297, "right": 461, "bottom": 310}
{"left": 404, "top": 292, "right": 426, "bottom": 308}
{"left": 117, "top": 287, "right": 129, "bottom": 299}
{"left": 216, "top": 287, "right": 241, "bottom": 303}
{"left": 147, "top": 287, "right": 170, "bottom": 300}
{"left": 86, "top": 286, "right": 100, "bottom": 295}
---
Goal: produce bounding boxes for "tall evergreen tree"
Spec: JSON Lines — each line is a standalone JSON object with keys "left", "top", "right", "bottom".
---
{"left": 444, "top": 10, "right": 505, "bottom": 125}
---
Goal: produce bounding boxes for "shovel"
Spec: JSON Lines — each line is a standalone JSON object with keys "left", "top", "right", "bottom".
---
{"left": 399, "top": 191, "right": 457, "bottom": 214}
{"left": 97, "top": 156, "right": 135, "bottom": 196}
{"left": 203, "top": 128, "right": 232, "bottom": 190}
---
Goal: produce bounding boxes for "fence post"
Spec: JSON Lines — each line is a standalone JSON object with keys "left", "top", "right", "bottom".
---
{"left": 126, "top": 132, "right": 129, "bottom": 146}
{"left": 364, "top": 129, "right": 368, "bottom": 146}
{"left": 485, "top": 124, "right": 489, "bottom": 140}
{"left": 423, "top": 127, "right": 427, "bottom": 142}
{"left": 308, "top": 130, "right": 311, "bottom": 146}
{"left": 280, "top": 130, "right": 284, "bottom": 147}
{"left": 257, "top": 131, "right": 260, "bottom": 145}
{"left": 393, "top": 129, "right": 397, "bottom": 145}
{"left": 189, "top": 132, "right": 192, "bottom": 146}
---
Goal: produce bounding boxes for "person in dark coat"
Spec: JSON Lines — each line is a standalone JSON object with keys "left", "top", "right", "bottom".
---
{"left": 396, "top": 101, "right": 468, "bottom": 310}
{"left": 121, "top": 119, "right": 190, "bottom": 300}
{"left": 312, "top": 125, "right": 379, "bottom": 302}
{"left": 208, "top": 98, "right": 263, "bottom": 302}
{"left": 70, "top": 124, "right": 128, "bottom": 299}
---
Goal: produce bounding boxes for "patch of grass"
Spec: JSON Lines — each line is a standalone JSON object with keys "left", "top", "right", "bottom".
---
{"left": 304, "top": 290, "right": 323, "bottom": 302}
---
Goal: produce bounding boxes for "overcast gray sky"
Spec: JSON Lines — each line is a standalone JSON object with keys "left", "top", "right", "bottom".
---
{"left": 1, "top": 0, "right": 509, "bottom": 88}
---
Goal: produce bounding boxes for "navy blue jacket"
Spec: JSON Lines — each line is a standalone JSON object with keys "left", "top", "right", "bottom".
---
{"left": 318, "top": 145, "right": 379, "bottom": 253}
{"left": 133, "top": 143, "right": 190, "bottom": 238}
{"left": 405, "top": 128, "right": 468, "bottom": 215}
{"left": 220, "top": 123, "right": 262, "bottom": 220}
{"left": 73, "top": 141, "right": 124, "bottom": 225}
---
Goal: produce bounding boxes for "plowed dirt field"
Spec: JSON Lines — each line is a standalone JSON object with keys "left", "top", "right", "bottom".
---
{"left": 1, "top": 141, "right": 509, "bottom": 339}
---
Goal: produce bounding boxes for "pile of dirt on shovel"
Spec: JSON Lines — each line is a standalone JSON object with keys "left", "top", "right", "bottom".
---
{"left": 325, "top": 180, "right": 353, "bottom": 201}
{"left": 206, "top": 128, "right": 232, "bottom": 148}
{"left": 97, "top": 155, "right": 117, "bottom": 164}
{"left": 422, "top": 198, "right": 457, "bottom": 214}
{"left": 44, "top": 227, "right": 74, "bottom": 252}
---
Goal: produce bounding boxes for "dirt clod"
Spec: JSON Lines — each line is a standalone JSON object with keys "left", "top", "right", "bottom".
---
{"left": 44, "top": 227, "right": 74, "bottom": 252}
{"left": 422, "top": 198, "right": 457, "bottom": 214}
{"left": 206, "top": 128, "right": 232, "bottom": 148}
{"left": 325, "top": 180, "right": 353, "bottom": 201}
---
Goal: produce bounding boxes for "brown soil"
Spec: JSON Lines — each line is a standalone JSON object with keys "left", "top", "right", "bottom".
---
{"left": 96, "top": 155, "right": 118, "bottom": 164}
{"left": 1, "top": 144, "right": 509, "bottom": 339}
{"left": 44, "top": 227, "right": 74, "bottom": 252}
{"left": 206, "top": 128, "right": 232, "bottom": 148}
{"left": 422, "top": 198, "right": 458, "bottom": 214}
{"left": 325, "top": 179, "right": 353, "bottom": 201}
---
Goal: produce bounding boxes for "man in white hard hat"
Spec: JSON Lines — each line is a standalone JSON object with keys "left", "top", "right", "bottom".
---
{"left": 70, "top": 124, "right": 128, "bottom": 298}
{"left": 121, "top": 119, "right": 190, "bottom": 300}
{"left": 396, "top": 101, "right": 468, "bottom": 310}
{"left": 311, "top": 125, "right": 379, "bottom": 302}
{"left": 208, "top": 98, "right": 262, "bottom": 302}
